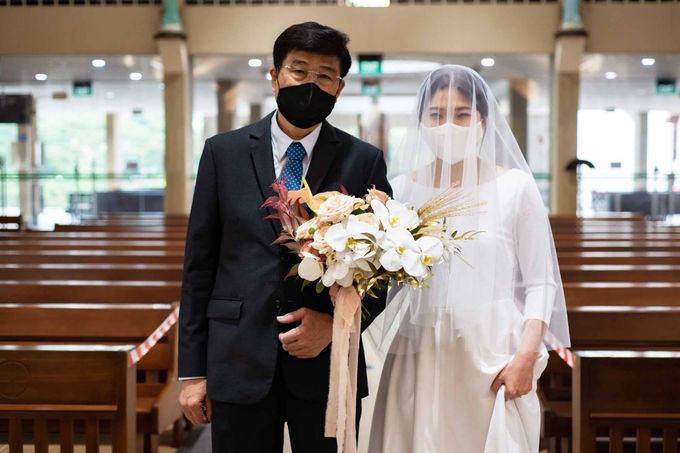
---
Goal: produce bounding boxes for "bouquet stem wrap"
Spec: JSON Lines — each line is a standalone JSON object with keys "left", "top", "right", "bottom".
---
{"left": 324, "top": 286, "right": 361, "bottom": 453}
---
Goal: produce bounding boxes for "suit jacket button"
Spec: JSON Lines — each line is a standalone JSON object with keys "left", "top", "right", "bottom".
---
{"left": 275, "top": 299, "right": 281, "bottom": 310}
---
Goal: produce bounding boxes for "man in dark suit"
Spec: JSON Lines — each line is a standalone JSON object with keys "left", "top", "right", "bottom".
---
{"left": 178, "top": 22, "right": 391, "bottom": 453}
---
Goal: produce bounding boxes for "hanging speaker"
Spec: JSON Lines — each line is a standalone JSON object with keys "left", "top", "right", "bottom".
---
{"left": 0, "top": 94, "right": 33, "bottom": 124}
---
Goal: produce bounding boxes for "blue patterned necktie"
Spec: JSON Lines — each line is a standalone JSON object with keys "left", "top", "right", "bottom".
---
{"left": 281, "top": 142, "right": 307, "bottom": 191}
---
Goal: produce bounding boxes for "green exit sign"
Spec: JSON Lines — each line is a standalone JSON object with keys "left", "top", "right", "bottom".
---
{"left": 656, "top": 78, "right": 677, "bottom": 96}
{"left": 73, "top": 80, "right": 93, "bottom": 97}
{"left": 358, "top": 54, "right": 383, "bottom": 76}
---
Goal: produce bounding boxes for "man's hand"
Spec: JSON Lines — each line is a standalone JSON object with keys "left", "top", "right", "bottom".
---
{"left": 179, "top": 378, "right": 212, "bottom": 425}
{"left": 490, "top": 351, "right": 538, "bottom": 401}
{"left": 277, "top": 307, "right": 332, "bottom": 359}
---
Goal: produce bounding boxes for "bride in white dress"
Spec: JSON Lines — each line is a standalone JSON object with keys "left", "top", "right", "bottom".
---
{"left": 366, "top": 66, "right": 570, "bottom": 453}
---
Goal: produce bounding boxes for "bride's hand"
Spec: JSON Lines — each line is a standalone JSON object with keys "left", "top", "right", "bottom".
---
{"left": 490, "top": 351, "right": 538, "bottom": 401}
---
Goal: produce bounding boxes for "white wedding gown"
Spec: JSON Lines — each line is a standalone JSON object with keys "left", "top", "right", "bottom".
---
{"left": 368, "top": 169, "right": 552, "bottom": 453}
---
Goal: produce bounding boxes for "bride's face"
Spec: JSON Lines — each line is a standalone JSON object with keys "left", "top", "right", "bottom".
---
{"left": 422, "top": 88, "right": 482, "bottom": 128}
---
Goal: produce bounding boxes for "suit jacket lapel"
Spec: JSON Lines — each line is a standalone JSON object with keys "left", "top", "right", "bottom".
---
{"left": 249, "top": 112, "right": 280, "bottom": 239}
{"left": 305, "top": 121, "right": 341, "bottom": 194}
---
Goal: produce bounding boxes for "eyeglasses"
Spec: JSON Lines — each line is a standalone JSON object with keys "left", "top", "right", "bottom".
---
{"left": 279, "top": 64, "right": 343, "bottom": 91}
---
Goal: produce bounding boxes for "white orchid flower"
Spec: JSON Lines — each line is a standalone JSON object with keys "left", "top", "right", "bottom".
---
{"left": 298, "top": 252, "right": 324, "bottom": 281}
{"left": 379, "top": 228, "right": 444, "bottom": 277}
{"left": 321, "top": 253, "right": 355, "bottom": 288}
{"left": 406, "top": 236, "right": 445, "bottom": 277}
{"left": 378, "top": 227, "right": 420, "bottom": 272}
{"left": 371, "top": 199, "right": 420, "bottom": 231}
{"left": 325, "top": 216, "right": 382, "bottom": 254}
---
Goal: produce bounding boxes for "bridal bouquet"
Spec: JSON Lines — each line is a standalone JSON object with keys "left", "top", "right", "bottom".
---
{"left": 261, "top": 179, "right": 480, "bottom": 453}
{"left": 263, "top": 179, "right": 479, "bottom": 296}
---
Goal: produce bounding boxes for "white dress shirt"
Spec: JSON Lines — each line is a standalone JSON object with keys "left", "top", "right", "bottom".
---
{"left": 178, "top": 112, "right": 323, "bottom": 382}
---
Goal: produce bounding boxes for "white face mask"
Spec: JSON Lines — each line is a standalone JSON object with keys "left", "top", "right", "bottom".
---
{"left": 421, "top": 122, "right": 484, "bottom": 164}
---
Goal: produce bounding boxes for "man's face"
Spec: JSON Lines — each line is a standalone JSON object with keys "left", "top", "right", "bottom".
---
{"left": 270, "top": 50, "right": 346, "bottom": 98}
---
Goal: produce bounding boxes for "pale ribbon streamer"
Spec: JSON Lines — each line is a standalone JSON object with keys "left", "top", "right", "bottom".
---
{"left": 324, "top": 286, "right": 362, "bottom": 453}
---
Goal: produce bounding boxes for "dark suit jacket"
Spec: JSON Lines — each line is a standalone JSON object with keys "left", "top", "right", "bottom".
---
{"left": 179, "top": 112, "right": 392, "bottom": 404}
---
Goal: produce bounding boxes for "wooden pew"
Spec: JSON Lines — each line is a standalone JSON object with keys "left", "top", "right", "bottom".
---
{"left": 573, "top": 350, "right": 680, "bottom": 453}
{"left": 0, "top": 303, "right": 183, "bottom": 453}
{"left": 563, "top": 282, "right": 680, "bottom": 306}
{"left": 555, "top": 240, "right": 680, "bottom": 252}
{"left": 557, "top": 251, "right": 680, "bottom": 265}
{"left": 541, "top": 306, "right": 680, "bottom": 452}
{"left": 0, "top": 344, "right": 136, "bottom": 453}
{"left": 0, "top": 263, "right": 183, "bottom": 281}
{"left": 0, "top": 231, "right": 187, "bottom": 241}
{"left": 0, "top": 250, "right": 185, "bottom": 265}
{"left": 0, "top": 280, "right": 181, "bottom": 303}
{"left": 554, "top": 234, "right": 680, "bottom": 243}
{"left": 560, "top": 264, "right": 680, "bottom": 283}
{"left": 74, "top": 220, "right": 188, "bottom": 228}
{"left": 551, "top": 221, "right": 680, "bottom": 231}
{"left": 93, "top": 213, "right": 186, "bottom": 220}
{"left": 77, "top": 215, "right": 188, "bottom": 227}
{"left": 0, "top": 216, "right": 186, "bottom": 450}
{"left": 568, "top": 306, "right": 680, "bottom": 348}
{"left": 550, "top": 212, "right": 646, "bottom": 222}
{"left": 554, "top": 226, "right": 680, "bottom": 235}
{"left": 0, "top": 215, "right": 22, "bottom": 230}
{"left": 544, "top": 283, "right": 680, "bottom": 420}
{"left": 1, "top": 239, "right": 185, "bottom": 252}
{"left": 542, "top": 306, "right": 680, "bottom": 399}
{"left": 549, "top": 217, "right": 679, "bottom": 234}
{"left": 55, "top": 225, "right": 186, "bottom": 233}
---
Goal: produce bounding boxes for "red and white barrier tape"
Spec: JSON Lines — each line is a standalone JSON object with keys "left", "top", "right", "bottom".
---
{"left": 544, "top": 331, "right": 575, "bottom": 368}
{"left": 124, "top": 306, "right": 576, "bottom": 369}
{"left": 127, "top": 306, "right": 180, "bottom": 366}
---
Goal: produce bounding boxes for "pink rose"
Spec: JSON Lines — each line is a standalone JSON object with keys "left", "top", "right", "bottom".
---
{"left": 312, "top": 225, "right": 333, "bottom": 256}
{"left": 317, "top": 194, "right": 358, "bottom": 223}
{"left": 365, "top": 187, "right": 390, "bottom": 205}
{"left": 295, "top": 217, "right": 322, "bottom": 241}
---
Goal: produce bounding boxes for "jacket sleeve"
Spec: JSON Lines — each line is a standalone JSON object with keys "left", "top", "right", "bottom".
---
{"left": 178, "top": 139, "right": 222, "bottom": 378}
{"left": 360, "top": 148, "right": 392, "bottom": 332}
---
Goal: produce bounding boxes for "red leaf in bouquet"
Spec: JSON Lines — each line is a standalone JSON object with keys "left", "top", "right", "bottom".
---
{"left": 261, "top": 195, "right": 280, "bottom": 208}
{"left": 282, "top": 242, "right": 300, "bottom": 252}
{"left": 272, "top": 179, "right": 288, "bottom": 200}
{"left": 273, "top": 235, "right": 294, "bottom": 245}
{"left": 260, "top": 184, "right": 298, "bottom": 228}
{"left": 261, "top": 197, "right": 289, "bottom": 212}
{"left": 260, "top": 180, "right": 292, "bottom": 210}
{"left": 292, "top": 200, "right": 311, "bottom": 221}
{"left": 285, "top": 263, "right": 300, "bottom": 280}
{"left": 278, "top": 211, "right": 296, "bottom": 234}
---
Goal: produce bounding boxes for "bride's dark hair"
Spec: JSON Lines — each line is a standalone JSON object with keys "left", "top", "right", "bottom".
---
{"left": 418, "top": 66, "right": 489, "bottom": 122}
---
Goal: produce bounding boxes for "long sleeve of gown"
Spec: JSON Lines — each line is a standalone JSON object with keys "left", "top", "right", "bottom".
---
{"left": 514, "top": 177, "right": 557, "bottom": 326}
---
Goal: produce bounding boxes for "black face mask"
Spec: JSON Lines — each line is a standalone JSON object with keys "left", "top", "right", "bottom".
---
{"left": 276, "top": 82, "right": 337, "bottom": 129}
